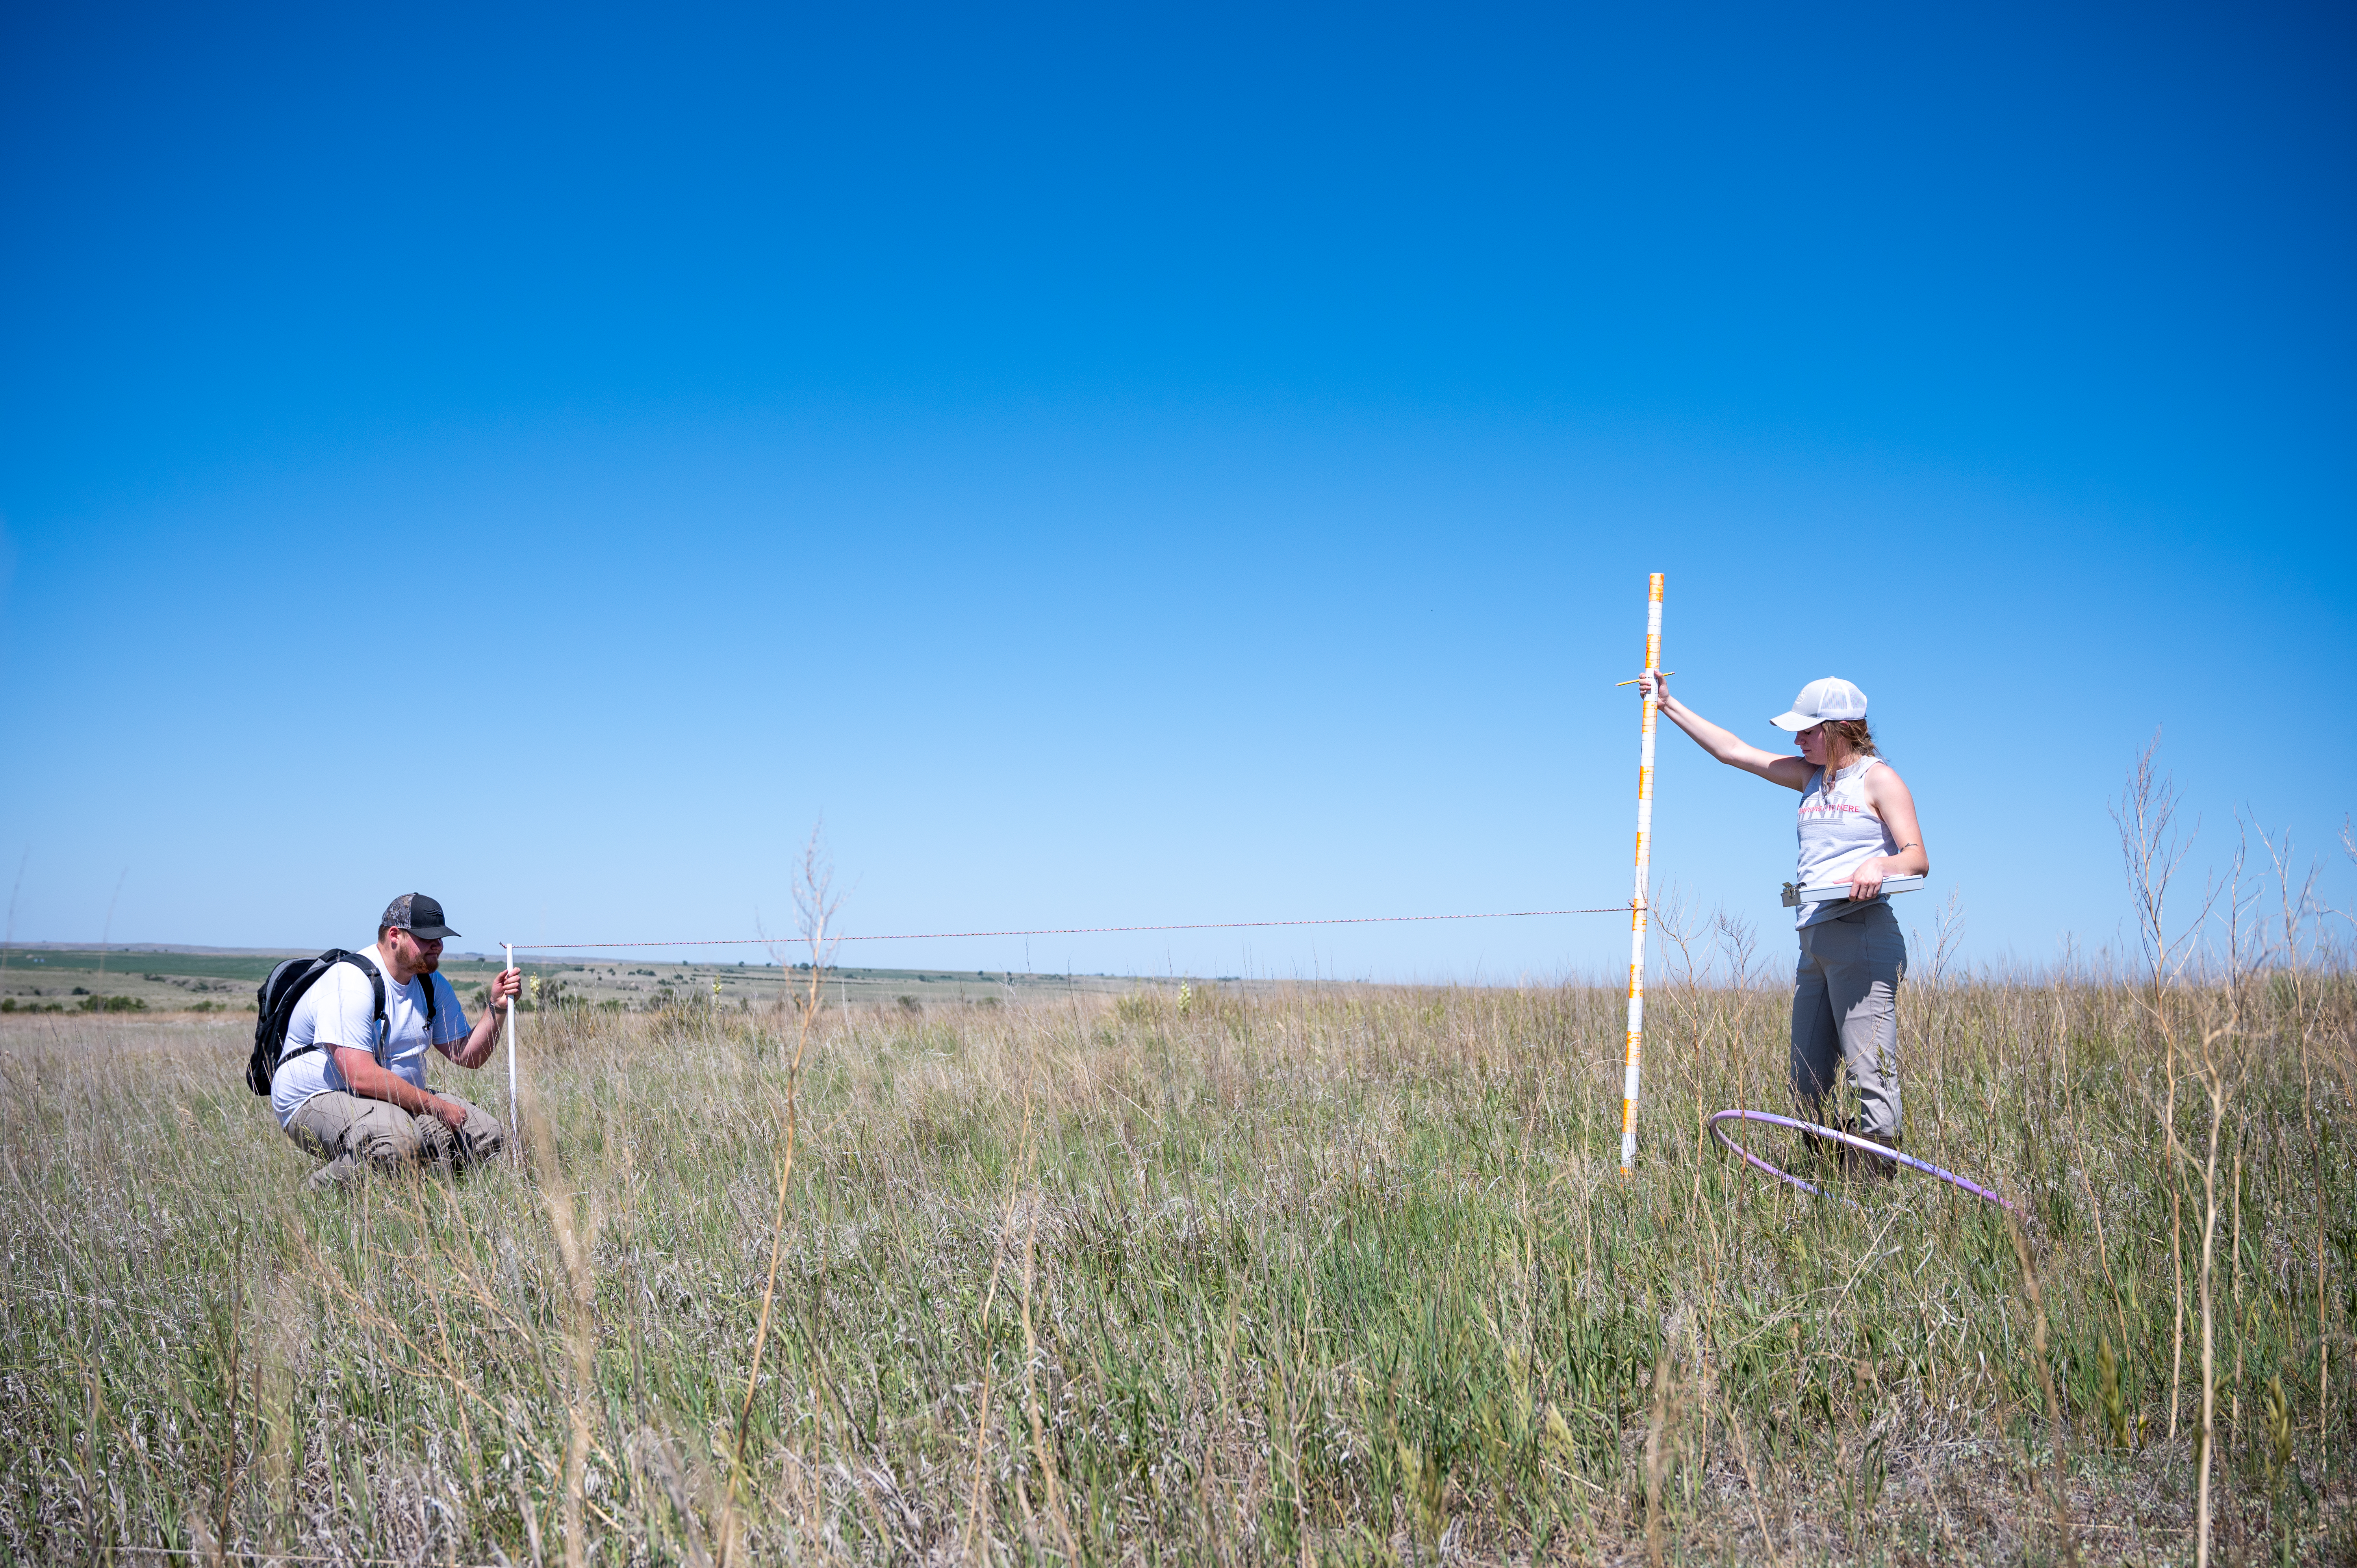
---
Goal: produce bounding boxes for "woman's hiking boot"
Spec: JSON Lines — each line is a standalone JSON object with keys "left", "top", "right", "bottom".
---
{"left": 1811, "top": 1120, "right": 1902, "bottom": 1180}
{"left": 1849, "top": 1129, "right": 1902, "bottom": 1180}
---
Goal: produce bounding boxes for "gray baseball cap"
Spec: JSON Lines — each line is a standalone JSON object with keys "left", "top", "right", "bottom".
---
{"left": 1770, "top": 677, "right": 1868, "bottom": 732}
{"left": 381, "top": 892, "right": 460, "bottom": 940}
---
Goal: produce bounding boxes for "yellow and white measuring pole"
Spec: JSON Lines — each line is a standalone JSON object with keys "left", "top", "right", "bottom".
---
{"left": 503, "top": 942, "right": 520, "bottom": 1159}
{"left": 1619, "top": 573, "right": 1664, "bottom": 1174}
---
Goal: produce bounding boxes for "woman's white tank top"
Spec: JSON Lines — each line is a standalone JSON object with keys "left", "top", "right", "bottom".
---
{"left": 1794, "top": 757, "right": 1898, "bottom": 928}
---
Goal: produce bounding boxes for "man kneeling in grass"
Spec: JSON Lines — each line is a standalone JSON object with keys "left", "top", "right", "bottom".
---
{"left": 269, "top": 893, "right": 523, "bottom": 1190}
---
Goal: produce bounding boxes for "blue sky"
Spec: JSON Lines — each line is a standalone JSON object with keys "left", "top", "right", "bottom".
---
{"left": 3, "top": 1, "right": 2351, "bottom": 980}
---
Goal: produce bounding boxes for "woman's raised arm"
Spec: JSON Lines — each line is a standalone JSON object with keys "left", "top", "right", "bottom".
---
{"left": 1636, "top": 673, "right": 1813, "bottom": 790}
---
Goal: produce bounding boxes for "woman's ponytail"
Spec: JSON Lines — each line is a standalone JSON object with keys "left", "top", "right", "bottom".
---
{"left": 1825, "top": 717, "right": 1877, "bottom": 769}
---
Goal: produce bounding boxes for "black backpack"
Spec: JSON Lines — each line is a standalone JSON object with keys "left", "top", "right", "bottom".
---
{"left": 245, "top": 949, "right": 436, "bottom": 1095}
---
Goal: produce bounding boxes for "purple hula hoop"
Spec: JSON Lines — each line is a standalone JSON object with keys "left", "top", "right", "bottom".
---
{"left": 1707, "top": 1108, "right": 2019, "bottom": 1214}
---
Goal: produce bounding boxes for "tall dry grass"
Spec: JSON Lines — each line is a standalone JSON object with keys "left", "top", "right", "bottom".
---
{"left": 1, "top": 949, "right": 2351, "bottom": 1564}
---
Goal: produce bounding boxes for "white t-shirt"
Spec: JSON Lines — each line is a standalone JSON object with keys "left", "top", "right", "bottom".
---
{"left": 269, "top": 946, "right": 472, "bottom": 1128}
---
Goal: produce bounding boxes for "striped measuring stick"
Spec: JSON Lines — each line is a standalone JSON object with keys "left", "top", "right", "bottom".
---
{"left": 1620, "top": 573, "right": 1664, "bottom": 1174}
{"left": 504, "top": 942, "right": 521, "bottom": 1163}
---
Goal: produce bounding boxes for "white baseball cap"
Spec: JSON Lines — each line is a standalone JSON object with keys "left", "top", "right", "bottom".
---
{"left": 1770, "top": 677, "right": 1868, "bottom": 732}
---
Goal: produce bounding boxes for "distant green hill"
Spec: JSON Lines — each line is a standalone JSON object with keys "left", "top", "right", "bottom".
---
{"left": 1, "top": 949, "right": 296, "bottom": 982}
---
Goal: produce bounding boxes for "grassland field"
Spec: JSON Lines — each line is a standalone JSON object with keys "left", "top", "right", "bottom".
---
{"left": 1, "top": 948, "right": 2351, "bottom": 1567}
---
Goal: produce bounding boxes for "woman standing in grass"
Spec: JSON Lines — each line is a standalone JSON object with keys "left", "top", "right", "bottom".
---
{"left": 1635, "top": 673, "right": 1929, "bottom": 1159}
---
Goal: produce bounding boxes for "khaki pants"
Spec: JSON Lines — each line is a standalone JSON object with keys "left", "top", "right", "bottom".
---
{"left": 1791, "top": 901, "right": 1906, "bottom": 1139}
{"left": 285, "top": 1091, "right": 505, "bottom": 1190}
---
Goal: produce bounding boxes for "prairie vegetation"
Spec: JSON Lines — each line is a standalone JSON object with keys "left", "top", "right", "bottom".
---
{"left": 1, "top": 938, "right": 2350, "bottom": 1564}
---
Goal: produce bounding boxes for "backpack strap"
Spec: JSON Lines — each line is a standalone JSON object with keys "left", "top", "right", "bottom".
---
{"left": 338, "top": 953, "right": 392, "bottom": 1064}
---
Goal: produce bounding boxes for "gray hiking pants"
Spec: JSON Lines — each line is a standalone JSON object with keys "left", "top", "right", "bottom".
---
{"left": 1791, "top": 901, "right": 1906, "bottom": 1139}
{"left": 285, "top": 1091, "right": 505, "bottom": 1190}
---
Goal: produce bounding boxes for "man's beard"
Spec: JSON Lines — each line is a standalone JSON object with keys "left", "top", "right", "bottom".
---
{"left": 415, "top": 949, "right": 440, "bottom": 973}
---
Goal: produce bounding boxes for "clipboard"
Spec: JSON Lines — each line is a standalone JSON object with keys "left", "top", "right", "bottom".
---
{"left": 1780, "top": 874, "right": 1926, "bottom": 908}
